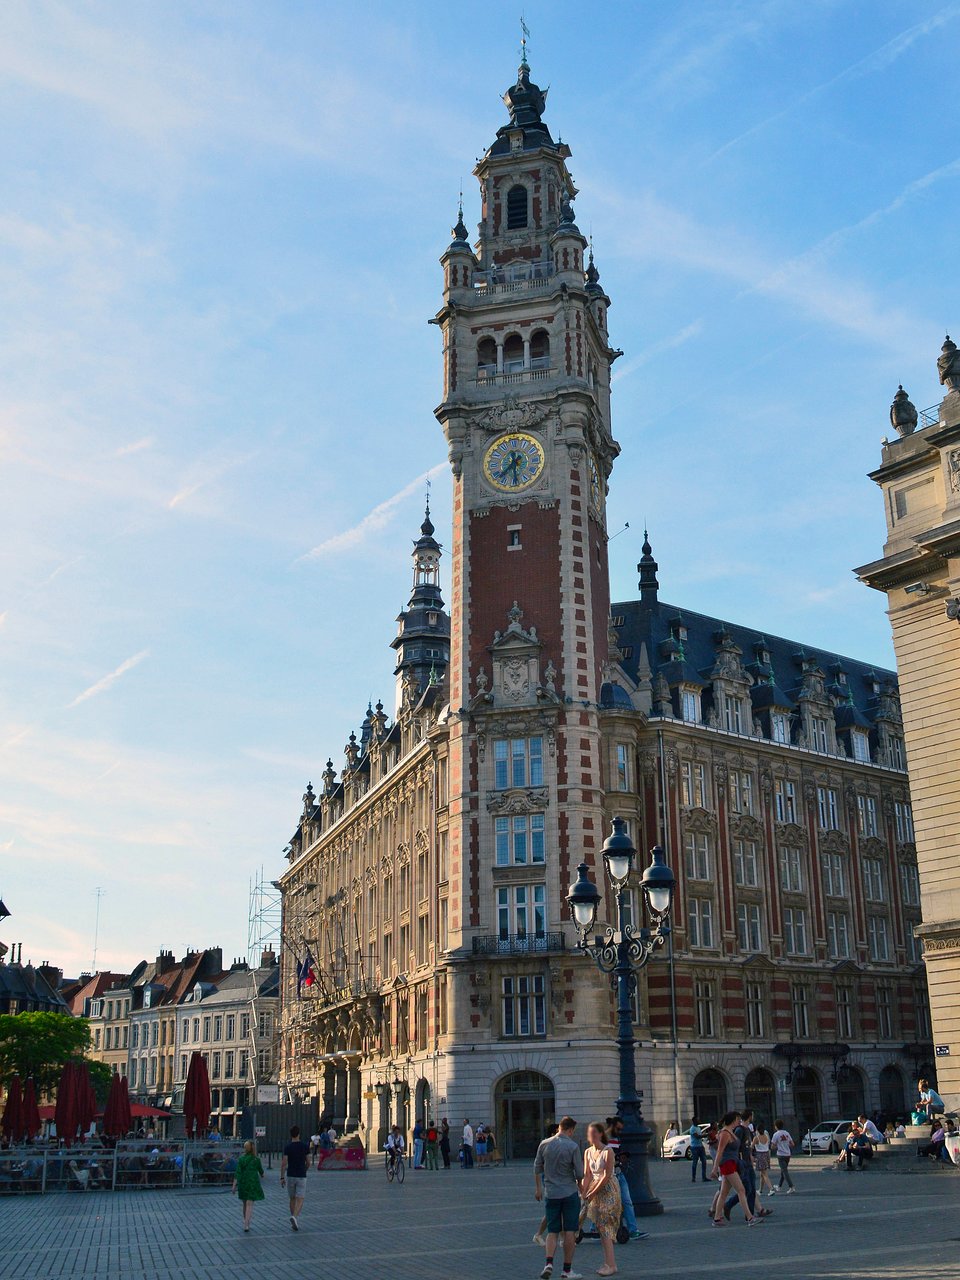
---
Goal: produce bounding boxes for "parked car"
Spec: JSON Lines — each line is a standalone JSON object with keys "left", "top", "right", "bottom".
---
{"left": 662, "top": 1124, "right": 710, "bottom": 1159}
{"left": 802, "top": 1120, "right": 854, "bottom": 1154}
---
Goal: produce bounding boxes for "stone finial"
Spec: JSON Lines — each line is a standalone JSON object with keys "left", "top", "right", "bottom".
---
{"left": 302, "top": 782, "right": 315, "bottom": 813}
{"left": 321, "top": 760, "right": 337, "bottom": 794}
{"left": 451, "top": 200, "right": 469, "bottom": 245}
{"left": 938, "top": 334, "right": 960, "bottom": 392}
{"left": 890, "top": 384, "right": 918, "bottom": 436}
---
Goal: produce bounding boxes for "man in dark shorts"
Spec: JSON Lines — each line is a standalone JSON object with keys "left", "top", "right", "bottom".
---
{"left": 280, "top": 1125, "right": 310, "bottom": 1231}
{"left": 534, "top": 1116, "right": 583, "bottom": 1280}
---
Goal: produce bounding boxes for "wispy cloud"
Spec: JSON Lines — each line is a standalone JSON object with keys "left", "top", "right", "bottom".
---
{"left": 299, "top": 463, "right": 446, "bottom": 561}
{"left": 167, "top": 451, "right": 259, "bottom": 510}
{"left": 67, "top": 649, "right": 149, "bottom": 708}
{"left": 113, "top": 436, "right": 154, "bottom": 458}
{"left": 612, "top": 321, "right": 702, "bottom": 384}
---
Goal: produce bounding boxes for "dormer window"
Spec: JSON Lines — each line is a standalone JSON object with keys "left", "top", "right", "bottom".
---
{"left": 506, "top": 184, "right": 528, "bottom": 229}
{"left": 722, "top": 693, "right": 743, "bottom": 734}
{"left": 851, "top": 730, "right": 870, "bottom": 763}
{"left": 837, "top": 671, "right": 848, "bottom": 687}
{"left": 681, "top": 688, "right": 700, "bottom": 723}
{"left": 428, "top": 611, "right": 439, "bottom": 626}
{"left": 671, "top": 621, "right": 688, "bottom": 642}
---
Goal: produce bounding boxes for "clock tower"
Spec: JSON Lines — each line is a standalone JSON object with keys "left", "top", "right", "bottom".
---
{"left": 433, "top": 57, "right": 623, "bottom": 1072}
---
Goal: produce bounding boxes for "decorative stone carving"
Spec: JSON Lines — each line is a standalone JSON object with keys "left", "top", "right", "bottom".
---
{"left": 890, "top": 385, "right": 918, "bottom": 436}
{"left": 714, "top": 761, "right": 729, "bottom": 787}
{"left": 487, "top": 787, "right": 549, "bottom": 814}
{"left": 859, "top": 835, "right": 886, "bottom": 858}
{"left": 730, "top": 814, "right": 764, "bottom": 842}
{"left": 774, "top": 821, "right": 808, "bottom": 846}
{"left": 472, "top": 394, "right": 553, "bottom": 437}
{"left": 938, "top": 334, "right": 960, "bottom": 393}
{"left": 948, "top": 449, "right": 960, "bottom": 495}
{"left": 819, "top": 829, "right": 849, "bottom": 855}
{"left": 682, "top": 808, "right": 717, "bottom": 836}
{"left": 759, "top": 768, "right": 773, "bottom": 797}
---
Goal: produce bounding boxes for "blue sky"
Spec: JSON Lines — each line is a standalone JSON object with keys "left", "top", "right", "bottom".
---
{"left": 1, "top": 1, "right": 957, "bottom": 975}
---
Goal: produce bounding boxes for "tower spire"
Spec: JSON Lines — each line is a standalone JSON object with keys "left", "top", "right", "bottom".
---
{"left": 519, "top": 15, "right": 530, "bottom": 69}
{"left": 638, "top": 529, "right": 660, "bottom": 604}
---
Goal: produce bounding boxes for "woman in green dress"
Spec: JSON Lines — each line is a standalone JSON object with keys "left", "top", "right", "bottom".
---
{"left": 232, "top": 1140, "right": 265, "bottom": 1232}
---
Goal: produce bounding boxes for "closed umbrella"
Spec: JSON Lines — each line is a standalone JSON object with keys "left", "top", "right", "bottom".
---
{"left": 21, "top": 1078, "right": 41, "bottom": 1140}
{"left": 102, "top": 1073, "right": 132, "bottom": 1138}
{"left": 54, "top": 1061, "right": 80, "bottom": 1145}
{"left": 1, "top": 1075, "right": 23, "bottom": 1142}
{"left": 183, "top": 1052, "right": 211, "bottom": 1138}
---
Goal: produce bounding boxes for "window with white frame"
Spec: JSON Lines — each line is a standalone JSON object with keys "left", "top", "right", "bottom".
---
{"left": 494, "top": 737, "right": 544, "bottom": 789}
{"left": 775, "top": 778, "right": 797, "bottom": 824}
{"left": 684, "top": 832, "right": 711, "bottom": 881}
{"left": 817, "top": 786, "right": 840, "bottom": 830}
{"left": 695, "top": 979, "right": 715, "bottom": 1036}
{"left": 502, "top": 974, "right": 546, "bottom": 1036}
{"left": 746, "top": 981, "right": 765, "bottom": 1037}
{"left": 681, "top": 689, "right": 700, "bottom": 723}
{"left": 688, "top": 898, "right": 714, "bottom": 948}
{"left": 615, "top": 743, "right": 631, "bottom": 792}
{"left": 722, "top": 693, "right": 744, "bottom": 734}
{"left": 729, "top": 770, "right": 754, "bottom": 814}
{"left": 876, "top": 985, "right": 894, "bottom": 1038}
{"left": 857, "top": 794, "right": 878, "bottom": 837}
{"left": 851, "top": 731, "right": 871, "bottom": 763}
{"left": 497, "top": 884, "right": 546, "bottom": 939}
{"left": 212, "top": 1052, "right": 221, "bottom": 1080}
{"left": 868, "top": 914, "right": 890, "bottom": 961}
{"left": 681, "top": 761, "right": 708, "bottom": 808}
{"left": 783, "top": 906, "right": 808, "bottom": 954}
{"left": 737, "top": 902, "right": 763, "bottom": 952}
{"left": 181, "top": 1019, "right": 189, "bottom": 1043}
{"left": 780, "top": 846, "right": 804, "bottom": 893}
{"left": 734, "top": 839, "right": 759, "bottom": 887}
{"left": 179, "top": 1054, "right": 187, "bottom": 1079}
{"left": 827, "top": 911, "right": 850, "bottom": 959}
{"left": 239, "top": 1050, "right": 249, "bottom": 1079}
{"left": 836, "top": 986, "right": 854, "bottom": 1038}
{"left": 226, "top": 1015, "right": 235, "bottom": 1040}
{"left": 791, "top": 984, "right": 810, "bottom": 1037}
{"left": 213, "top": 1016, "right": 223, "bottom": 1041}
{"left": 894, "top": 801, "right": 914, "bottom": 842}
{"left": 772, "top": 712, "right": 791, "bottom": 744}
{"left": 890, "top": 736, "right": 905, "bottom": 769}
{"left": 130, "top": 1059, "right": 138, "bottom": 1088}
{"left": 495, "top": 813, "right": 545, "bottom": 865}
{"left": 810, "top": 716, "right": 829, "bottom": 753}
{"left": 863, "top": 857, "right": 884, "bottom": 902}
{"left": 131, "top": 1024, "right": 139, "bottom": 1049}
{"left": 899, "top": 862, "right": 920, "bottom": 906}
{"left": 821, "top": 850, "right": 845, "bottom": 897}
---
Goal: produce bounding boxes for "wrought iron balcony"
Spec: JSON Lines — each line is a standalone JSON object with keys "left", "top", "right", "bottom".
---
{"left": 919, "top": 403, "right": 941, "bottom": 429}
{"left": 472, "top": 932, "right": 565, "bottom": 955}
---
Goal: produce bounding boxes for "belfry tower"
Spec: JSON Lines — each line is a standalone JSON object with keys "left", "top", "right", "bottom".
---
{"left": 390, "top": 502, "right": 451, "bottom": 710}
{"left": 433, "top": 56, "right": 622, "bottom": 1055}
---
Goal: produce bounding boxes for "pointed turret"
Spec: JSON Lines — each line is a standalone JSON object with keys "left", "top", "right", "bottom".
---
{"left": 390, "top": 501, "right": 451, "bottom": 711}
{"left": 638, "top": 530, "right": 660, "bottom": 604}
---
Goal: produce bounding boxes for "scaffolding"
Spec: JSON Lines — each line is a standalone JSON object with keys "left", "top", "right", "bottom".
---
{"left": 247, "top": 869, "right": 282, "bottom": 968}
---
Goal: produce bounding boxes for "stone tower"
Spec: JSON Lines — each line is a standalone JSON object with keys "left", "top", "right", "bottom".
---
{"left": 390, "top": 502, "right": 450, "bottom": 710}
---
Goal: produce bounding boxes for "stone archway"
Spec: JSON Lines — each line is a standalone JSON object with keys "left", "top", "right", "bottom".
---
{"left": 744, "top": 1067, "right": 777, "bottom": 1129}
{"left": 692, "top": 1069, "right": 728, "bottom": 1123}
{"left": 494, "top": 1070, "right": 556, "bottom": 1159}
{"left": 879, "top": 1065, "right": 905, "bottom": 1120}
{"left": 836, "top": 1064, "right": 865, "bottom": 1119}
{"left": 415, "top": 1077, "right": 431, "bottom": 1126}
{"left": 792, "top": 1066, "right": 822, "bottom": 1131}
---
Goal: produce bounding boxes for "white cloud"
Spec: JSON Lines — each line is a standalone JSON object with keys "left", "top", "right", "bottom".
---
{"left": 299, "top": 463, "right": 446, "bottom": 561}
{"left": 67, "top": 649, "right": 149, "bottom": 708}
{"left": 612, "top": 321, "right": 702, "bottom": 384}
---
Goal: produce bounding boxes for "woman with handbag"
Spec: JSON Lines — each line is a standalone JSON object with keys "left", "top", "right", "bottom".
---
{"left": 710, "top": 1112, "right": 760, "bottom": 1228}
{"left": 580, "top": 1122, "right": 622, "bottom": 1276}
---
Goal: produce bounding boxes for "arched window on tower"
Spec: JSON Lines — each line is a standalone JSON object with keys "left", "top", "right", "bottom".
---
{"left": 502, "top": 333, "right": 524, "bottom": 374}
{"left": 506, "top": 184, "right": 529, "bottom": 230}
{"left": 477, "top": 337, "right": 497, "bottom": 382}
{"left": 530, "top": 329, "right": 550, "bottom": 371}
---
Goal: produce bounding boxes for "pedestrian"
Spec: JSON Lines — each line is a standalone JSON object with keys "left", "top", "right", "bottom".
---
{"left": 280, "top": 1124, "right": 309, "bottom": 1231}
{"left": 687, "top": 1116, "right": 708, "bottom": 1183}
{"left": 721, "top": 1108, "right": 768, "bottom": 1221}
{"left": 710, "top": 1111, "right": 759, "bottom": 1227}
{"left": 462, "top": 1118, "right": 474, "bottom": 1169}
{"left": 918, "top": 1079, "right": 945, "bottom": 1119}
{"left": 604, "top": 1116, "right": 648, "bottom": 1240}
{"left": 534, "top": 1116, "right": 583, "bottom": 1280}
{"left": 326, "top": 1122, "right": 337, "bottom": 1147}
{"left": 309, "top": 1130, "right": 321, "bottom": 1167}
{"left": 769, "top": 1119, "right": 795, "bottom": 1193}
{"left": 662, "top": 1120, "right": 678, "bottom": 1153}
{"left": 580, "top": 1122, "right": 622, "bottom": 1277}
{"left": 439, "top": 1117, "right": 451, "bottom": 1168}
{"left": 413, "top": 1116, "right": 425, "bottom": 1169}
{"left": 232, "top": 1140, "right": 265, "bottom": 1233}
{"left": 425, "top": 1120, "right": 439, "bottom": 1169}
{"left": 475, "top": 1123, "right": 487, "bottom": 1167}
{"left": 753, "top": 1123, "right": 773, "bottom": 1196}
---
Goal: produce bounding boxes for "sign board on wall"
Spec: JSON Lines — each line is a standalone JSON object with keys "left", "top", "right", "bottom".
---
{"left": 935, "top": 1045, "right": 951, "bottom": 1057}
{"left": 254, "top": 1126, "right": 266, "bottom": 1138}
{"left": 257, "top": 1084, "right": 280, "bottom": 1103}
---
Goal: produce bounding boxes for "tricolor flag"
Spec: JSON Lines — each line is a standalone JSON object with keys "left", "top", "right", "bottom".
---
{"left": 297, "top": 952, "right": 316, "bottom": 995}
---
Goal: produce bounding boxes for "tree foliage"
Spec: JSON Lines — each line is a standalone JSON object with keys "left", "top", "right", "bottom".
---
{"left": 0, "top": 1012, "right": 91, "bottom": 1095}
{"left": 86, "top": 1057, "right": 113, "bottom": 1105}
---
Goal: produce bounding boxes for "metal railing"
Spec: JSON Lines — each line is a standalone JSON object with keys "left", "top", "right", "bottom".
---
{"left": 473, "top": 932, "right": 565, "bottom": 955}
{"left": 474, "top": 265, "right": 554, "bottom": 295}
{"left": 919, "top": 403, "right": 941, "bottom": 429}
{"left": 0, "top": 1140, "right": 244, "bottom": 1194}
{"left": 475, "top": 367, "right": 553, "bottom": 387}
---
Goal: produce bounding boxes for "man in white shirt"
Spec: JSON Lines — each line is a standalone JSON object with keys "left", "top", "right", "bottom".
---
{"left": 769, "top": 1120, "right": 796, "bottom": 1193}
{"left": 858, "top": 1114, "right": 883, "bottom": 1145}
{"left": 462, "top": 1119, "right": 475, "bottom": 1168}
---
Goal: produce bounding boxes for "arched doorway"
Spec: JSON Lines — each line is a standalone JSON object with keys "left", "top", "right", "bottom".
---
{"left": 792, "top": 1067, "right": 821, "bottom": 1132}
{"left": 495, "top": 1070, "right": 555, "bottom": 1159}
{"left": 744, "top": 1068, "right": 777, "bottom": 1130}
{"left": 836, "top": 1065, "right": 865, "bottom": 1119}
{"left": 692, "top": 1069, "right": 728, "bottom": 1123}
{"left": 377, "top": 1085, "right": 391, "bottom": 1152}
{"left": 879, "top": 1065, "right": 905, "bottom": 1121}
{"left": 415, "top": 1077, "right": 431, "bottom": 1125}
{"left": 396, "top": 1083, "right": 410, "bottom": 1137}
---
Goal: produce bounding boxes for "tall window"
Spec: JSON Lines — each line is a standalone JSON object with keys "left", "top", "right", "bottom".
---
{"left": 213, "top": 1016, "right": 223, "bottom": 1041}
{"left": 212, "top": 1052, "right": 221, "bottom": 1080}
{"left": 181, "top": 1019, "right": 189, "bottom": 1043}
{"left": 240, "top": 1013, "right": 251, "bottom": 1039}
{"left": 876, "top": 986, "right": 893, "bottom": 1039}
{"left": 225, "top": 1050, "right": 235, "bottom": 1077}
{"left": 857, "top": 794, "right": 878, "bottom": 837}
{"left": 917, "top": 998, "right": 931, "bottom": 1039}
{"left": 821, "top": 851, "right": 845, "bottom": 897}
{"left": 495, "top": 814, "right": 545, "bottom": 865}
{"left": 502, "top": 975, "right": 546, "bottom": 1037}
{"left": 506, "top": 183, "right": 528, "bottom": 230}
{"left": 868, "top": 915, "right": 890, "bottom": 961}
{"left": 775, "top": 779, "right": 797, "bottom": 824}
{"left": 497, "top": 885, "right": 546, "bottom": 939}
{"left": 695, "top": 980, "right": 715, "bottom": 1037}
{"left": 810, "top": 717, "right": 829, "bottom": 752}
{"left": 899, "top": 862, "right": 920, "bottom": 906}
{"left": 894, "top": 801, "right": 914, "bottom": 842}
{"left": 890, "top": 736, "right": 905, "bottom": 769}
{"left": 863, "top": 857, "right": 884, "bottom": 902}
{"left": 827, "top": 911, "right": 850, "bottom": 959}
{"left": 681, "top": 689, "right": 700, "bottom": 723}
{"left": 779, "top": 846, "right": 804, "bottom": 893}
{"left": 680, "top": 761, "right": 708, "bottom": 808}
{"left": 130, "top": 1060, "right": 138, "bottom": 1088}
{"left": 737, "top": 902, "right": 763, "bottom": 952}
{"left": 494, "top": 737, "right": 544, "bottom": 789}
{"left": 179, "top": 1054, "right": 187, "bottom": 1079}
{"left": 906, "top": 928, "right": 923, "bottom": 964}
{"left": 746, "top": 981, "right": 765, "bottom": 1037}
{"left": 851, "top": 731, "right": 871, "bottom": 763}
{"left": 734, "top": 839, "right": 759, "bottom": 887}
{"left": 615, "top": 744, "right": 630, "bottom": 792}
{"left": 684, "top": 832, "right": 711, "bottom": 881}
{"left": 722, "top": 693, "right": 743, "bottom": 734}
{"left": 239, "top": 1050, "right": 249, "bottom": 1080}
{"left": 836, "top": 986, "right": 854, "bottom": 1038}
{"left": 202, "top": 1017, "right": 211, "bottom": 1043}
{"left": 226, "top": 1015, "right": 235, "bottom": 1041}
{"left": 729, "top": 770, "right": 754, "bottom": 814}
{"left": 783, "top": 907, "right": 808, "bottom": 955}
{"left": 688, "top": 898, "right": 714, "bottom": 948}
{"left": 771, "top": 712, "right": 791, "bottom": 744}
{"left": 817, "top": 786, "right": 839, "bottom": 830}
{"left": 791, "top": 984, "right": 810, "bottom": 1038}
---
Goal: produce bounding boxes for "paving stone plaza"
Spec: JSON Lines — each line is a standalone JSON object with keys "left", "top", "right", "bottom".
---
{"left": 1, "top": 1156, "right": 957, "bottom": 1280}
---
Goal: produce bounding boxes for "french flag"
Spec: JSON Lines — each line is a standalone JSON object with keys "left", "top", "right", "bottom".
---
{"left": 297, "top": 952, "right": 316, "bottom": 995}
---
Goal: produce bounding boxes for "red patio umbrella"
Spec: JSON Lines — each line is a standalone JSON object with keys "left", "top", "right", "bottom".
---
{"left": 1, "top": 1075, "right": 23, "bottom": 1142}
{"left": 102, "top": 1073, "right": 132, "bottom": 1138}
{"left": 183, "top": 1052, "right": 211, "bottom": 1138}
{"left": 54, "top": 1061, "right": 80, "bottom": 1145}
{"left": 21, "top": 1078, "right": 41, "bottom": 1140}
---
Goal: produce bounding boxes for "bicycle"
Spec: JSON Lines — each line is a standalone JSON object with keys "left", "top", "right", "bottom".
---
{"left": 385, "top": 1150, "right": 405, "bottom": 1183}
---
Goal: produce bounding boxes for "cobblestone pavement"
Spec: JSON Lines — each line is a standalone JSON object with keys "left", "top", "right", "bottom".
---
{"left": 2, "top": 1155, "right": 958, "bottom": 1280}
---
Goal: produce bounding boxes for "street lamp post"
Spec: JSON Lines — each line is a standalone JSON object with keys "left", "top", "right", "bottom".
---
{"left": 566, "top": 818, "right": 675, "bottom": 1217}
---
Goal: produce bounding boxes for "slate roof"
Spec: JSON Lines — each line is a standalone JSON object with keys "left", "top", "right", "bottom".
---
{"left": 0, "top": 962, "right": 69, "bottom": 1014}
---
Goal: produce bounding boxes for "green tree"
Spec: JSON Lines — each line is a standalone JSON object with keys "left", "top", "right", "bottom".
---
{"left": 0, "top": 1012, "right": 91, "bottom": 1095}
{"left": 86, "top": 1057, "right": 113, "bottom": 1105}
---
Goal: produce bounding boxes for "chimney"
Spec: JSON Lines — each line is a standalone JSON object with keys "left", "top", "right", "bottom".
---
{"left": 199, "top": 947, "right": 223, "bottom": 977}
{"left": 260, "top": 946, "right": 277, "bottom": 968}
{"left": 155, "top": 949, "right": 175, "bottom": 975}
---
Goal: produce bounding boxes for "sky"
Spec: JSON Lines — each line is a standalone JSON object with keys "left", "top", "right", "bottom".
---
{"left": 1, "top": 0, "right": 957, "bottom": 977}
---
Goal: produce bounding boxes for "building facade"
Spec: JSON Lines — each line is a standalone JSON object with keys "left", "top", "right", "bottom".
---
{"left": 856, "top": 339, "right": 960, "bottom": 1108}
{"left": 278, "top": 60, "right": 930, "bottom": 1155}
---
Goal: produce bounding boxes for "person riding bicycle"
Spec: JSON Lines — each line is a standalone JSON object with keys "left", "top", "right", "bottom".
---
{"left": 385, "top": 1125, "right": 406, "bottom": 1170}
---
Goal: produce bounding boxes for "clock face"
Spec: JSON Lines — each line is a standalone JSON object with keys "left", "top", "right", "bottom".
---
{"left": 589, "top": 454, "right": 603, "bottom": 509}
{"left": 483, "top": 432, "right": 545, "bottom": 492}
